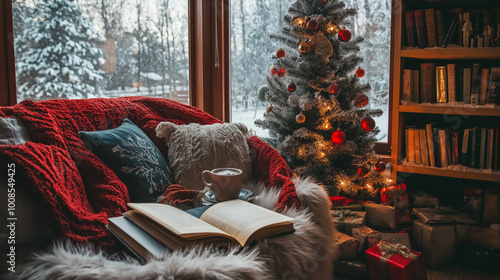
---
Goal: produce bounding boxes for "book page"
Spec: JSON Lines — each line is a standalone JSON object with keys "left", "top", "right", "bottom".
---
{"left": 200, "top": 200, "right": 293, "bottom": 246}
{"left": 128, "top": 203, "right": 228, "bottom": 237}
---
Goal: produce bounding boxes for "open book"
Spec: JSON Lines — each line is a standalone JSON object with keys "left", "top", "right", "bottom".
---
{"left": 108, "top": 199, "right": 294, "bottom": 258}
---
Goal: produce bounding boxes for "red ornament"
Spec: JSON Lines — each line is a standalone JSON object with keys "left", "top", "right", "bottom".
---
{"left": 328, "top": 83, "right": 339, "bottom": 94}
{"left": 287, "top": 82, "right": 296, "bottom": 92}
{"left": 375, "top": 160, "right": 386, "bottom": 172}
{"left": 270, "top": 65, "right": 278, "bottom": 75}
{"left": 331, "top": 129, "right": 346, "bottom": 145}
{"left": 296, "top": 112, "right": 306, "bottom": 123}
{"left": 353, "top": 93, "right": 369, "bottom": 108}
{"left": 276, "top": 49, "right": 285, "bottom": 58}
{"left": 360, "top": 117, "right": 376, "bottom": 131}
{"left": 307, "top": 20, "right": 318, "bottom": 31}
{"left": 357, "top": 166, "right": 370, "bottom": 178}
{"left": 277, "top": 68, "right": 286, "bottom": 77}
{"left": 338, "top": 28, "right": 352, "bottom": 42}
{"left": 356, "top": 67, "right": 365, "bottom": 77}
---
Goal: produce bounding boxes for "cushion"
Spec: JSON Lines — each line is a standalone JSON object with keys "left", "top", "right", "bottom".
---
{"left": 79, "top": 119, "right": 173, "bottom": 202}
{"left": 156, "top": 121, "right": 252, "bottom": 190}
{"left": 0, "top": 117, "right": 30, "bottom": 145}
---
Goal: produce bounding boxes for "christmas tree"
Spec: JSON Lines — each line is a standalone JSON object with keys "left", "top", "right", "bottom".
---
{"left": 15, "top": 0, "right": 104, "bottom": 101}
{"left": 255, "top": 0, "right": 387, "bottom": 199}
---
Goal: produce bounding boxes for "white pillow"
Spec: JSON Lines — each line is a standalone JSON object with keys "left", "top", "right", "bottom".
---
{"left": 0, "top": 117, "right": 30, "bottom": 145}
{"left": 156, "top": 122, "right": 252, "bottom": 190}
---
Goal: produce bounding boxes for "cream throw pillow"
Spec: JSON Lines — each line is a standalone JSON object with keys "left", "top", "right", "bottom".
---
{"left": 156, "top": 122, "right": 252, "bottom": 190}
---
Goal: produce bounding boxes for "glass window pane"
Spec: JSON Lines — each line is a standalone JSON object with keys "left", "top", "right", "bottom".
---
{"left": 229, "top": 0, "right": 391, "bottom": 142}
{"left": 12, "top": 0, "right": 189, "bottom": 104}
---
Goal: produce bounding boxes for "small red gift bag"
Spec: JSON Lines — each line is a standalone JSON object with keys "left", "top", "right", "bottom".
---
{"left": 366, "top": 240, "right": 427, "bottom": 280}
{"left": 380, "top": 183, "right": 412, "bottom": 225}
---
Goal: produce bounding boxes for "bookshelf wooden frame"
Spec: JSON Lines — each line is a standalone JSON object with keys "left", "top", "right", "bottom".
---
{"left": 390, "top": 0, "right": 500, "bottom": 183}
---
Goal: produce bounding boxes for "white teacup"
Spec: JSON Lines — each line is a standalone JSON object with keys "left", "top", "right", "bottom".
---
{"left": 202, "top": 168, "right": 243, "bottom": 201}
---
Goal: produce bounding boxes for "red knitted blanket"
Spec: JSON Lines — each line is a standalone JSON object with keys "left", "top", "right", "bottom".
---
{"left": 0, "top": 97, "right": 300, "bottom": 246}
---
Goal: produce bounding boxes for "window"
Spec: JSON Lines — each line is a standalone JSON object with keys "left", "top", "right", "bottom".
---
{"left": 229, "top": 0, "right": 391, "bottom": 144}
{"left": 11, "top": 0, "right": 189, "bottom": 104}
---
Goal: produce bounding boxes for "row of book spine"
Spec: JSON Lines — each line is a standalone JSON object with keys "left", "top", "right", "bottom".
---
{"left": 405, "top": 8, "right": 500, "bottom": 48}
{"left": 405, "top": 124, "right": 500, "bottom": 171}
{"left": 401, "top": 64, "right": 500, "bottom": 106}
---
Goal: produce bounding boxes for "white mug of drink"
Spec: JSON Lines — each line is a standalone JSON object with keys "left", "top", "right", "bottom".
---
{"left": 202, "top": 168, "right": 243, "bottom": 201}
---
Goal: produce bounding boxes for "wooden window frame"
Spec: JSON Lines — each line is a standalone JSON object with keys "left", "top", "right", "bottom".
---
{"left": 1, "top": 0, "right": 388, "bottom": 153}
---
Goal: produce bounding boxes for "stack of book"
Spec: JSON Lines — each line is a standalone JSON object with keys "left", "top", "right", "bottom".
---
{"left": 404, "top": 124, "right": 500, "bottom": 170}
{"left": 405, "top": 8, "right": 500, "bottom": 48}
{"left": 401, "top": 65, "right": 500, "bottom": 106}
{"left": 107, "top": 200, "right": 295, "bottom": 262}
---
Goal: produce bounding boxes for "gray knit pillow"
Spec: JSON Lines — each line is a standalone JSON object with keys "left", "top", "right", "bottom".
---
{"left": 156, "top": 122, "right": 252, "bottom": 190}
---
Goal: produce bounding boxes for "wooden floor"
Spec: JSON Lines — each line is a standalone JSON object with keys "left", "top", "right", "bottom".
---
{"left": 335, "top": 263, "right": 500, "bottom": 280}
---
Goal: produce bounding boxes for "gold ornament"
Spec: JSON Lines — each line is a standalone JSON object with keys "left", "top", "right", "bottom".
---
{"left": 296, "top": 111, "right": 306, "bottom": 123}
{"left": 266, "top": 105, "right": 273, "bottom": 113}
{"left": 297, "top": 40, "right": 312, "bottom": 56}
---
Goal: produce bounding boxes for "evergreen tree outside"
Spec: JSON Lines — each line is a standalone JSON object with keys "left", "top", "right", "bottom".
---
{"left": 255, "top": 0, "right": 387, "bottom": 199}
{"left": 15, "top": 0, "right": 104, "bottom": 101}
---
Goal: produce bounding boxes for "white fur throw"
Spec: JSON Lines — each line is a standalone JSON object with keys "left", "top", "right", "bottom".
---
{"left": 7, "top": 178, "right": 337, "bottom": 280}
{"left": 156, "top": 122, "right": 252, "bottom": 190}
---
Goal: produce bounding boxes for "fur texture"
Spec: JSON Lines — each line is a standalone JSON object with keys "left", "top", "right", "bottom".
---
{"left": 8, "top": 178, "right": 337, "bottom": 280}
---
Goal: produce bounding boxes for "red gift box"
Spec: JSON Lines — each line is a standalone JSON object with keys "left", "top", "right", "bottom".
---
{"left": 366, "top": 240, "right": 427, "bottom": 280}
{"left": 380, "top": 184, "right": 412, "bottom": 225}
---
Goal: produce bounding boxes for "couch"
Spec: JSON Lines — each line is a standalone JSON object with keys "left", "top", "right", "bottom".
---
{"left": 0, "top": 97, "right": 337, "bottom": 279}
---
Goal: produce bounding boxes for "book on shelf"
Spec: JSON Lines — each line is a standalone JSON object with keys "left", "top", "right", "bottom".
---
{"left": 452, "top": 131, "right": 461, "bottom": 166}
{"left": 479, "top": 128, "right": 488, "bottom": 169}
{"left": 487, "top": 67, "right": 500, "bottom": 105}
{"left": 462, "top": 66, "right": 472, "bottom": 104}
{"left": 414, "top": 129, "right": 422, "bottom": 164}
{"left": 438, "top": 129, "right": 452, "bottom": 168}
{"left": 435, "top": 9, "right": 445, "bottom": 47}
{"left": 419, "top": 128, "right": 429, "bottom": 166}
{"left": 447, "top": 64, "right": 457, "bottom": 102}
{"left": 405, "top": 10, "right": 417, "bottom": 47}
{"left": 110, "top": 200, "right": 295, "bottom": 255}
{"left": 470, "top": 127, "right": 480, "bottom": 168}
{"left": 401, "top": 69, "right": 419, "bottom": 104}
{"left": 425, "top": 8, "right": 437, "bottom": 47}
{"left": 461, "top": 128, "right": 472, "bottom": 166}
{"left": 435, "top": 66, "right": 448, "bottom": 103}
{"left": 407, "top": 128, "right": 416, "bottom": 164}
{"left": 486, "top": 128, "right": 495, "bottom": 170}
{"left": 414, "top": 9, "right": 428, "bottom": 48}
{"left": 411, "top": 70, "right": 420, "bottom": 103}
{"left": 480, "top": 68, "right": 491, "bottom": 105}
{"left": 420, "top": 63, "right": 436, "bottom": 103}
{"left": 470, "top": 64, "right": 482, "bottom": 105}
{"left": 494, "top": 128, "right": 499, "bottom": 171}
{"left": 426, "top": 123, "right": 437, "bottom": 167}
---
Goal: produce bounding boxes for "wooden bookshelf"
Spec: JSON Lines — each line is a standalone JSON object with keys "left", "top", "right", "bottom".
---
{"left": 390, "top": 0, "right": 500, "bottom": 184}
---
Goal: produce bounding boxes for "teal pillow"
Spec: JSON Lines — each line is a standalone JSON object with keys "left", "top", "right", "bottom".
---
{"left": 79, "top": 119, "right": 173, "bottom": 202}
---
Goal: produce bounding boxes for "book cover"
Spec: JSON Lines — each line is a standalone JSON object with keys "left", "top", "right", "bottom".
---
{"left": 470, "top": 127, "right": 480, "bottom": 168}
{"left": 452, "top": 131, "right": 461, "bottom": 166}
{"left": 419, "top": 129, "right": 429, "bottom": 166}
{"left": 411, "top": 70, "right": 420, "bottom": 103}
{"left": 463, "top": 67, "right": 472, "bottom": 103}
{"left": 414, "top": 129, "right": 422, "bottom": 164}
{"left": 461, "top": 128, "right": 471, "bottom": 166}
{"left": 435, "top": 10, "right": 446, "bottom": 46}
{"left": 487, "top": 67, "right": 500, "bottom": 105}
{"left": 470, "top": 63, "right": 482, "bottom": 105}
{"left": 479, "top": 128, "right": 487, "bottom": 169}
{"left": 433, "top": 127, "right": 442, "bottom": 167}
{"left": 494, "top": 128, "right": 499, "bottom": 170}
{"left": 447, "top": 64, "right": 457, "bottom": 102}
{"left": 425, "top": 8, "right": 437, "bottom": 47}
{"left": 420, "top": 63, "right": 436, "bottom": 103}
{"left": 405, "top": 10, "right": 417, "bottom": 47}
{"left": 486, "top": 128, "right": 494, "bottom": 170}
{"left": 407, "top": 128, "right": 416, "bottom": 164}
{"left": 402, "top": 69, "right": 412, "bottom": 105}
{"left": 414, "top": 9, "right": 428, "bottom": 48}
{"left": 426, "top": 123, "right": 437, "bottom": 167}
{"left": 435, "top": 66, "right": 448, "bottom": 103}
{"left": 438, "top": 129, "right": 450, "bottom": 167}
{"left": 480, "top": 68, "right": 491, "bottom": 105}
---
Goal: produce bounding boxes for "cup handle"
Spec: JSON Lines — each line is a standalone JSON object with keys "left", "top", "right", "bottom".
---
{"left": 202, "top": 170, "right": 212, "bottom": 186}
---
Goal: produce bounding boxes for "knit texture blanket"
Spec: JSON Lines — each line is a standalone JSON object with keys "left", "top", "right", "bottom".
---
{"left": 0, "top": 97, "right": 300, "bottom": 246}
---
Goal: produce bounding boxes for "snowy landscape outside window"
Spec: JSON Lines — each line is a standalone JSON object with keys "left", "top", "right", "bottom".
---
{"left": 12, "top": 0, "right": 189, "bottom": 104}
{"left": 230, "top": 0, "right": 391, "bottom": 142}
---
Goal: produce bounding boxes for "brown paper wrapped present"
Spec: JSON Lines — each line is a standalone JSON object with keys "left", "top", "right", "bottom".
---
{"left": 335, "top": 231, "right": 359, "bottom": 259}
{"left": 334, "top": 259, "right": 369, "bottom": 278}
{"left": 413, "top": 219, "right": 470, "bottom": 268}
{"left": 331, "top": 203, "right": 364, "bottom": 211}
{"left": 378, "top": 233, "right": 412, "bottom": 249}
{"left": 363, "top": 201, "right": 396, "bottom": 230}
{"left": 411, "top": 207, "right": 477, "bottom": 225}
{"left": 331, "top": 209, "right": 366, "bottom": 235}
{"left": 352, "top": 226, "right": 380, "bottom": 253}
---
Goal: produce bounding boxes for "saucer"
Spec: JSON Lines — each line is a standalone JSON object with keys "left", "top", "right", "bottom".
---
{"left": 203, "top": 188, "right": 253, "bottom": 205}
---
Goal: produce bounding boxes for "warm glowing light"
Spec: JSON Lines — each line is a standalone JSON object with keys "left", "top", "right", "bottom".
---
{"left": 324, "top": 123, "right": 331, "bottom": 129}
{"left": 386, "top": 178, "right": 394, "bottom": 184}
{"left": 319, "top": 152, "right": 326, "bottom": 158}
{"left": 365, "top": 183, "right": 373, "bottom": 190}
{"left": 340, "top": 181, "right": 346, "bottom": 186}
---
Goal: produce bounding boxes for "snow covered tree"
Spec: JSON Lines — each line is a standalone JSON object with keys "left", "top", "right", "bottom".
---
{"left": 15, "top": 0, "right": 104, "bottom": 101}
{"left": 255, "top": 0, "right": 387, "bottom": 199}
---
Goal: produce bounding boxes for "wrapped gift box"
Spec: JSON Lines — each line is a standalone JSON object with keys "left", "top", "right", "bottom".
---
{"left": 411, "top": 207, "right": 477, "bottom": 225}
{"left": 331, "top": 209, "right": 366, "bottom": 235}
{"left": 334, "top": 259, "right": 369, "bottom": 278}
{"left": 378, "top": 233, "right": 412, "bottom": 249}
{"left": 352, "top": 226, "right": 380, "bottom": 253}
{"left": 363, "top": 201, "right": 397, "bottom": 230}
{"left": 413, "top": 219, "right": 470, "bottom": 268}
{"left": 366, "top": 240, "right": 427, "bottom": 280}
{"left": 335, "top": 231, "right": 359, "bottom": 259}
{"left": 380, "top": 184, "right": 412, "bottom": 225}
{"left": 409, "top": 191, "right": 440, "bottom": 208}
{"left": 332, "top": 203, "right": 364, "bottom": 211}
